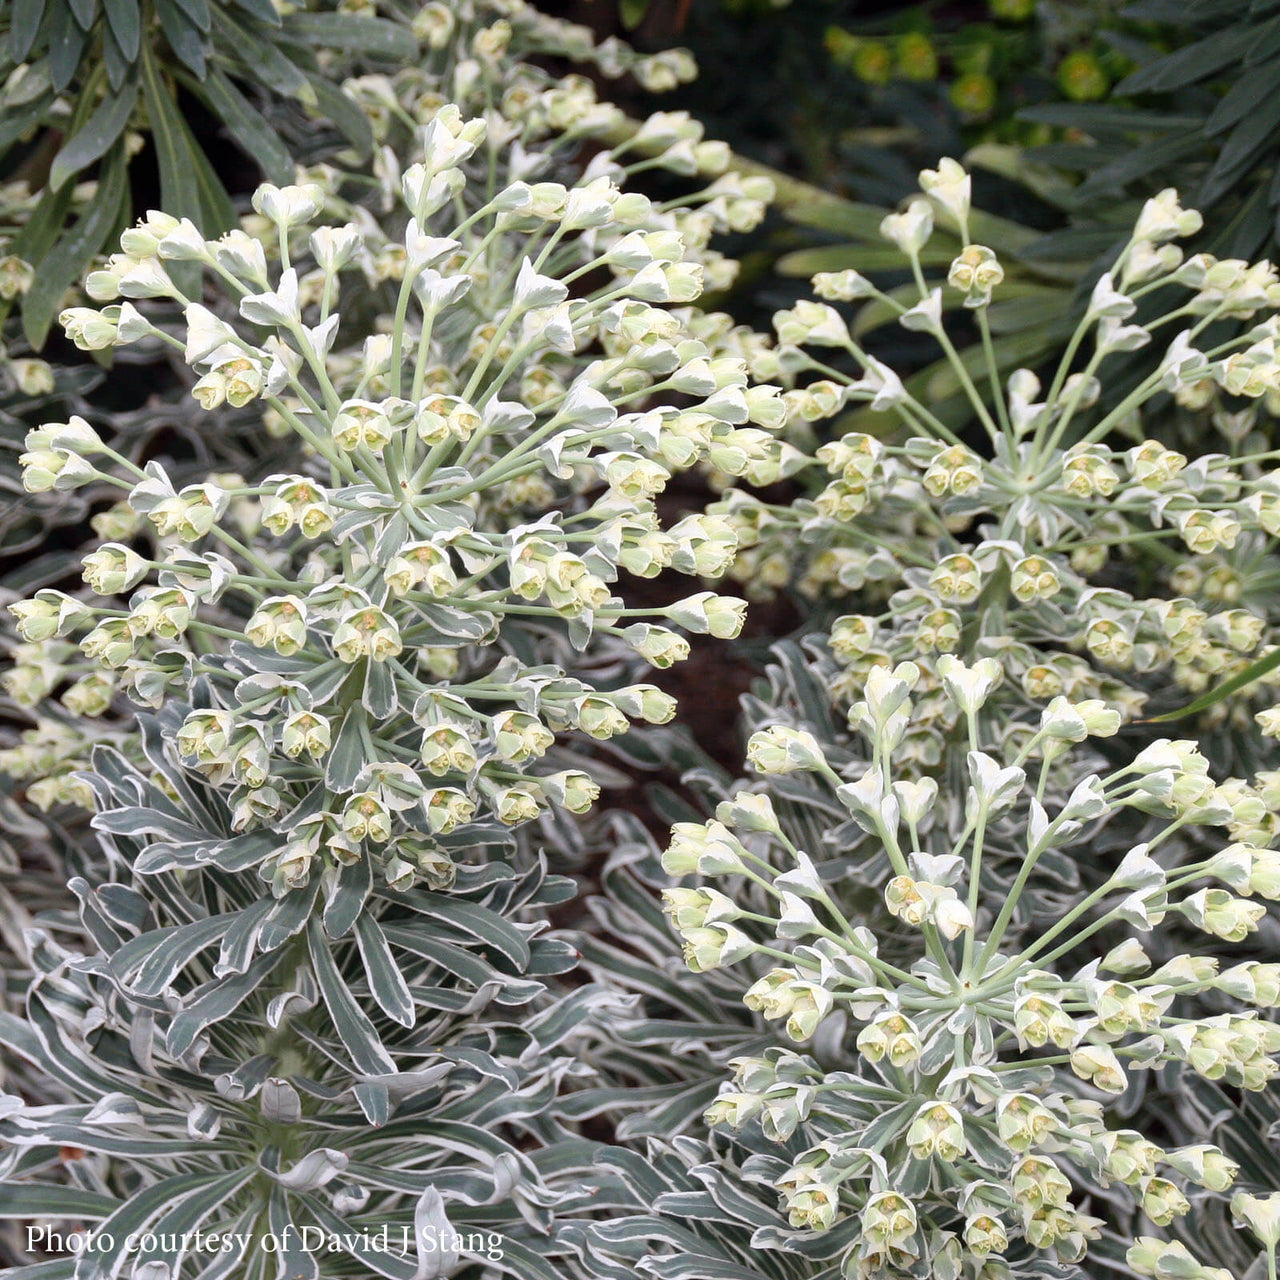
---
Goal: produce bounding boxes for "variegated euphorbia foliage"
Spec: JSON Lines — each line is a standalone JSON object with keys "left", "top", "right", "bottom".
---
{"left": 630, "top": 652, "right": 1280, "bottom": 1280}
{"left": 0, "top": 101, "right": 783, "bottom": 1275}
{"left": 714, "top": 169, "right": 1280, "bottom": 767}
{"left": 0, "top": 745, "right": 597, "bottom": 1278}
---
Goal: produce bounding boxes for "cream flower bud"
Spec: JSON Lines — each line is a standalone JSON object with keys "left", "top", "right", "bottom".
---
{"left": 879, "top": 198, "right": 934, "bottom": 255}
{"left": 936, "top": 654, "right": 1002, "bottom": 715}
{"left": 1232, "top": 1192, "right": 1280, "bottom": 1247}
{"left": 1134, "top": 188, "right": 1203, "bottom": 244}
{"left": 82, "top": 545, "right": 148, "bottom": 596}
{"left": 746, "top": 725, "right": 826, "bottom": 773}
{"left": 947, "top": 244, "right": 1003, "bottom": 306}
{"left": 919, "top": 157, "right": 971, "bottom": 225}
{"left": 811, "top": 269, "right": 875, "bottom": 302}
{"left": 1070, "top": 1043, "right": 1127, "bottom": 1094}
{"left": 252, "top": 182, "right": 325, "bottom": 227}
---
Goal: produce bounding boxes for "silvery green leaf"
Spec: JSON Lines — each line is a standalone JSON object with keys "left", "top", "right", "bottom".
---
{"left": 127, "top": 462, "right": 177, "bottom": 512}
{"left": 326, "top": 706, "right": 368, "bottom": 792}
{"left": 239, "top": 267, "right": 301, "bottom": 326}
{"left": 354, "top": 914, "right": 415, "bottom": 1028}
{"left": 773, "top": 852, "right": 824, "bottom": 899}
{"left": 167, "top": 948, "right": 285, "bottom": 1055}
{"left": 965, "top": 751, "right": 1024, "bottom": 815}
{"left": 363, "top": 657, "right": 398, "bottom": 719}
{"left": 215, "top": 1056, "right": 274, "bottom": 1102}
{"left": 272, "top": 1148, "right": 350, "bottom": 1191}
{"left": 233, "top": 671, "right": 311, "bottom": 710}
{"left": 1113, "top": 844, "right": 1165, "bottom": 890}
{"left": 1060, "top": 774, "right": 1108, "bottom": 822}
{"left": 514, "top": 257, "right": 569, "bottom": 309}
{"left": 158, "top": 551, "right": 237, "bottom": 603}
{"left": 266, "top": 985, "right": 316, "bottom": 1029}
{"left": 186, "top": 1102, "right": 221, "bottom": 1140}
{"left": 1114, "top": 889, "right": 1163, "bottom": 931}
{"left": 117, "top": 914, "right": 234, "bottom": 995}
{"left": 374, "top": 510, "right": 412, "bottom": 563}
{"left": 268, "top": 1187, "right": 319, "bottom": 1280}
{"left": 481, "top": 398, "right": 536, "bottom": 434}
{"left": 559, "top": 381, "right": 616, "bottom": 428}
{"left": 413, "top": 603, "right": 493, "bottom": 641}
{"left": 83, "top": 1093, "right": 144, "bottom": 1127}
{"left": 332, "top": 1183, "right": 370, "bottom": 1215}
{"left": 908, "top": 851, "right": 964, "bottom": 885}
{"left": 259, "top": 880, "right": 320, "bottom": 952}
{"left": 413, "top": 268, "right": 472, "bottom": 309}
{"left": 307, "top": 918, "right": 395, "bottom": 1075}
{"left": 413, "top": 1187, "right": 462, "bottom": 1280}
{"left": 567, "top": 612, "right": 594, "bottom": 651}
{"left": 324, "top": 858, "right": 372, "bottom": 939}
{"left": 216, "top": 897, "right": 275, "bottom": 977}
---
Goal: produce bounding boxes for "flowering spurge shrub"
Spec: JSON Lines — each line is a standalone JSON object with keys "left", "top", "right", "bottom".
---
{"left": 3, "top": 100, "right": 798, "bottom": 865}
{"left": 638, "top": 656, "right": 1280, "bottom": 1280}
{"left": 0, "top": 719, "right": 600, "bottom": 1279}
{"left": 715, "top": 170, "right": 1280, "bottom": 755}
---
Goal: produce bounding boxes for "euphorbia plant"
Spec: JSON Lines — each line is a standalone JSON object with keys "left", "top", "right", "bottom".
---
{"left": 0, "top": 90, "right": 788, "bottom": 1273}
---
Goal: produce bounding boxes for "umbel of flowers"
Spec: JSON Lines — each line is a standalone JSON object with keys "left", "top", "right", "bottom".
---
{"left": 715, "top": 169, "right": 1280, "bottom": 762}
{"left": 4, "top": 107, "right": 794, "bottom": 896}
{"left": 648, "top": 652, "right": 1280, "bottom": 1279}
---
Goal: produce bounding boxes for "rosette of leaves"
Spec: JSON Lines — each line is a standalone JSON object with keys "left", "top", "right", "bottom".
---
{"left": 0, "top": 714, "right": 609, "bottom": 1279}
{"left": 714, "top": 165, "right": 1280, "bottom": 770}
{"left": 578, "top": 649, "right": 1280, "bottom": 1280}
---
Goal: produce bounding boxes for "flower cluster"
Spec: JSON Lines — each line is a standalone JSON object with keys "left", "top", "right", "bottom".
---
{"left": 646, "top": 652, "right": 1280, "bottom": 1278}
{"left": 1, "top": 100, "right": 795, "bottom": 898}
{"left": 714, "top": 171, "right": 1280, "bottom": 763}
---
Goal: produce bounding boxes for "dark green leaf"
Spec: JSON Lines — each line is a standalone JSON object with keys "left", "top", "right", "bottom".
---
{"left": 170, "top": 0, "right": 211, "bottom": 31}
{"left": 280, "top": 11, "right": 417, "bottom": 58}
{"left": 1202, "top": 90, "right": 1280, "bottom": 204}
{"left": 11, "top": 0, "right": 48, "bottom": 60}
{"left": 23, "top": 142, "right": 128, "bottom": 349}
{"left": 197, "top": 67, "right": 293, "bottom": 183}
{"left": 0, "top": 95, "right": 52, "bottom": 150}
{"left": 1206, "top": 56, "right": 1280, "bottom": 134}
{"left": 1145, "top": 646, "right": 1280, "bottom": 722}
{"left": 49, "top": 78, "right": 137, "bottom": 191}
{"left": 66, "top": 0, "right": 95, "bottom": 32}
{"left": 212, "top": 8, "right": 310, "bottom": 100}
{"left": 1116, "top": 24, "right": 1256, "bottom": 93}
{"left": 142, "top": 42, "right": 235, "bottom": 235}
{"left": 103, "top": 19, "right": 132, "bottom": 87}
{"left": 102, "top": 0, "right": 141, "bottom": 60}
{"left": 48, "top": 1, "right": 89, "bottom": 90}
{"left": 157, "top": 0, "right": 208, "bottom": 77}
{"left": 227, "top": 0, "right": 281, "bottom": 26}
